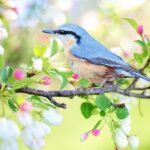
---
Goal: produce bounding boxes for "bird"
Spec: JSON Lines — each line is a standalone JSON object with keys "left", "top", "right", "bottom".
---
{"left": 42, "top": 24, "right": 150, "bottom": 85}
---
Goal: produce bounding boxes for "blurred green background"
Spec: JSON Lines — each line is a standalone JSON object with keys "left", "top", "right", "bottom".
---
{"left": 1, "top": 0, "right": 150, "bottom": 149}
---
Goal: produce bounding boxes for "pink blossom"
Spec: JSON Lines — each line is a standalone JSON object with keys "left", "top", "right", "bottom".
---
{"left": 40, "top": 76, "right": 51, "bottom": 85}
{"left": 80, "top": 133, "right": 89, "bottom": 142}
{"left": 13, "top": 68, "right": 26, "bottom": 80}
{"left": 72, "top": 73, "right": 80, "bottom": 80}
{"left": 91, "top": 129, "right": 101, "bottom": 136}
{"left": 20, "top": 101, "right": 32, "bottom": 112}
{"left": 3, "top": 9, "right": 18, "bottom": 21}
{"left": 137, "top": 25, "right": 144, "bottom": 35}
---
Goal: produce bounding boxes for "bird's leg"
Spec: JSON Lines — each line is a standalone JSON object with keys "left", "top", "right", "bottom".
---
{"left": 100, "top": 78, "right": 113, "bottom": 87}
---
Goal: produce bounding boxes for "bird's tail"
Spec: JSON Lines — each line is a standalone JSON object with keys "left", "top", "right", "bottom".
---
{"left": 129, "top": 69, "right": 150, "bottom": 82}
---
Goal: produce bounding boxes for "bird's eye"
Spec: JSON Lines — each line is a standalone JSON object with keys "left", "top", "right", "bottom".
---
{"left": 58, "top": 30, "right": 65, "bottom": 34}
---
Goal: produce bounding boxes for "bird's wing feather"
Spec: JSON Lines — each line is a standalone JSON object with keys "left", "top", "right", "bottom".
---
{"left": 71, "top": 36, "right": 130, "bottom": 69}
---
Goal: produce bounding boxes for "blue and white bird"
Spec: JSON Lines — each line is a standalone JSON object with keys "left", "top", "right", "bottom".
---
{"left": 42, "top": 24, "right": 150, "bottom": 84}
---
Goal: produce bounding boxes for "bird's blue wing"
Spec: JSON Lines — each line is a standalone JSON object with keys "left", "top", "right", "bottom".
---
{"left": 70, "top": 36, "right": 130, "bottom": 69}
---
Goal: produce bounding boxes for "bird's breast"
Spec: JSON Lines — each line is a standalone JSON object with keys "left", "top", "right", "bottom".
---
{"left": 64, "top": 45, "right": 116, "bottom": 83}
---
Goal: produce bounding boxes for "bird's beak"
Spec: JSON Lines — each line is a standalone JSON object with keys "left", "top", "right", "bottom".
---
{"left": 42, "top": 29, "right": 56, "bottom": 34}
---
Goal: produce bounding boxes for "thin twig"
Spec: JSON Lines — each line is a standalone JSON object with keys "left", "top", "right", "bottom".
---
{"left": 111, "top": 103, "right": 126, "bottom": 108}
{"left": 47, "top": 96, "right": 66, "bottom": 109}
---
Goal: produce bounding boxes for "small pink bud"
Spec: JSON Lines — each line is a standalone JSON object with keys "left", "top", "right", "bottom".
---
{"left": 13, "top": 68, "right": 26, "bottom": 80}
{"left": 91, "top": 129, "right": 101, "bottom": 136}
{"left": 40, "top": 76, "right": 51, "bottom": 85}
{"left": 20, "top": 101, "right": 32, "bottom": 112}
{"left": 80, "top": 133, "right": 89, "bottom": 142}
{"left": 11, "top": 7, "right": 18, "bottom": 14}
{"left": 137, "top": 25, "right": 144, "bottom": 35}
{"left": 115, "top": 147, "right": 120, "bottom": 150}
{"left": 72, "top": 73, "right": 80, "bottom": 80}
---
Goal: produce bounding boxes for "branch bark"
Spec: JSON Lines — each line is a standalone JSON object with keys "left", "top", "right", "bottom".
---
{"left": 16, "top": 84, "right": 150, "bottom": 99}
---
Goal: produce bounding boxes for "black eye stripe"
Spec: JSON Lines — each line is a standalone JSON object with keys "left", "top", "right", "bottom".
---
{"left": 56, "top": 30, "right": 81, "bottom": 44}
{"left": 58, "top": 30, "right": 65, "bottom": 34}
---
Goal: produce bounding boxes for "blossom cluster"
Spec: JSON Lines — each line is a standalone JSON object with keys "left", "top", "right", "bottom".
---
{"left": 0, "top": 0, "right": 18, "bottom": 55}
{"left": 0, "top": 104, "right": 63, "bottom": 150}
{"left": 115, "top": 117, "right": 139, "bottom": 149}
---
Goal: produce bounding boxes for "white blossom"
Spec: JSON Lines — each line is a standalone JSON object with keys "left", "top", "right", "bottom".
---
{"left": 0, "top": 118, "right": 20, "bottom": 141}
{"left": 43, "top": 108, "right": 63, "bottom": 126}
{"left": 0, "top": 27, "right": 8, "bottom": 40}
{"left": 30, "top": 138, "right": 45, "bottom": 150}
{"left": 115, "top": 129, "right": 128, "bottom": 148}
{"left": 0, "top": 45, "right": 5, "bottom": 55}
{"left": 119, "top": 116, "right": 131, "bottom": 134}
{"left": 22, "top": 121, "right": 51, "bottom": 150}
{"left": 3, "top": 9, "right": 18, "bottom": 21}
{"left": 16, "top": 111, "right": 33, "bottom": 126}
{"left": 32, "top": 58, "right": 43, "bottom": 71}
{"left": 120, "top": 123, "right": 131, "bottom": 134}
{"left": 0, "top": 140, "right": 18, "bottom": 150}
{"left": 128, "top": 135, "right": 139, "bottom": 149}
{"left": 43, "top": 48, "right": 51, "bottom": 58}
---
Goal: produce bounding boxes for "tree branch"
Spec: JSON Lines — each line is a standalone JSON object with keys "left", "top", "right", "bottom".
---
{"left": 16, "top": 84, "right": 150, "bottom": 99}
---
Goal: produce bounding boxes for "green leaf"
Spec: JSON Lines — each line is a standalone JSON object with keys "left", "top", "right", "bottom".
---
{"left": 47, "top": 69, "right": 68, "bottom": 89}
{"left": 93, "top": 120, "right": 101, "bottom": 129}
{"left": 34, "top": 45, "right": 47, "bottom": 57}
{"left": 116, "top": 108, "right": 129, "bottom": 119}
{"left": 134, "top": 53, "right": 143, "bottom": 64}
{"left": 12, "top": 78, "right": 37, "bottom": 90}
{"left": 50, "top": 39, "right": 58, "bottom": 57}
{"left": 8, "top": 99, "right": 18, "bottom": 112}
{"left": 124, "top": 18, "right": 138, "bottom": 30}
{"left": 0, "top": 66, "right": 13, "bottom": 83}
{"left": 135, "top": 40, "right": 147, "bottom": 49}
{"left": 147, "top": 40, "right": 150, "bottom": 48}
{"left": 113, "top": 121, "right": 121, "bottom": 129}
{"left": 80, "top": 102, "right": 94, "bottom": 119}
{"left": 100, "top": 110, "right": 106, "bottom": 117}
{"left": 79, "top": 78, "right": 90, "bottom": 88}
{"left": 0, "top": 56, "right": 4, "bottom": 69}
{"left": 96, "top": 95, "right": 111, "bottom": 111}
{"left": 142, "top": 49, "right": 149, "bottom": 58}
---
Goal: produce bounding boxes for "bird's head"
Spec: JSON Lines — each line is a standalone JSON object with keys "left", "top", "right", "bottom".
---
{"left": 42, "top": 24, "right": 88, "bottom": 45}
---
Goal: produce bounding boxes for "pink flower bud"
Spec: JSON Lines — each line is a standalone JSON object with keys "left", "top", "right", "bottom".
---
{"left": 137, "top": 25, "right": 144, "bottom": 35}
{"left": 11, "top": 7, "right": 18, "bottom": 14}
{"left": 80, "top": 133, "right": 89, "bottom": 142}
{"left": 20, "top": 101, "right": 32, "bottom": 112}
{"left": 13, "top": 68, "right": 26, "bottom": 80}
{"left": 40, "top": 76, "right": 51, "bottom": 85}
{"left": 72, "top": 73, "right": 80, "bottom": 80}
{"left": 115, "top": 147, "right": 120, "bottom": 150}
{"left": 91, "top": 129, "right": 101, "bottom": 136}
